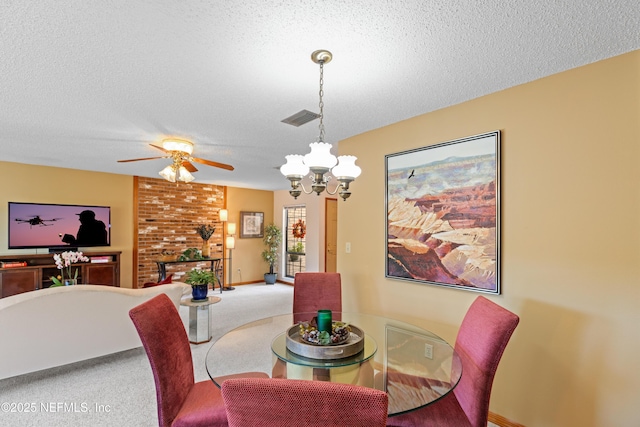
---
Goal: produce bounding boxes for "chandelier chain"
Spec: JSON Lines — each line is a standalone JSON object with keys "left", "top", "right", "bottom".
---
{"left": 318, "top": 60, "right": 325, "bottom": 142}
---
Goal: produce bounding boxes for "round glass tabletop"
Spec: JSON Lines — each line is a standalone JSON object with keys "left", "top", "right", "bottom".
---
{"left": 206, "top": 312, "right": 462, "bottom": 416}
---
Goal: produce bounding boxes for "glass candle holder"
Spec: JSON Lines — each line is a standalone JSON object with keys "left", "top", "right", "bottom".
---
{"left": 317, "top": 309, "right": 332, "bottom": 333}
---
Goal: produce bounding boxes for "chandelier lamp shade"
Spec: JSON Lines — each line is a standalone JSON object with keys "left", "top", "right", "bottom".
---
{"left": 280, "top": 50, "right": 361, "bottom": 201}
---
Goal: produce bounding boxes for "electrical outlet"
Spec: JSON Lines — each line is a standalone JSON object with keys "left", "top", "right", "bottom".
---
{"left": 345, "top": 242, "right": 351, "bottom": 253}
{"left": 424, "top": 343, "right": 433, "bottom": 359}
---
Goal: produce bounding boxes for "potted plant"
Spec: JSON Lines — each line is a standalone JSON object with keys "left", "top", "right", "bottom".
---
{"left": 178, "top": 247, "right": 205, "bottom": 261}
{"left": 288, "top": 241, "right": 304, "bottom": 262}
{"left": 184, "top": 268, "right": 217, "bottom": 301}
{"left": 50, "top": 251, "right": 90, "bottom": 287}
{"left": 261, "top": 224, "right": 282, "bottom": 285}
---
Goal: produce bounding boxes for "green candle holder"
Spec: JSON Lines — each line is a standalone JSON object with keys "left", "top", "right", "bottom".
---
{"left": 317, "top": 309, "right": 332, "bottom": 333}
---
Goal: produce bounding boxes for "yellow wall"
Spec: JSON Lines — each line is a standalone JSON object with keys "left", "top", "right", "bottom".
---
{"left": 0, "top": 162, "right": 135, "bottom": 287}
{"left": 338, "top": 50, "right": 640, "bottom": 426}
{"left": 225, "top": 186, "right": 274, "bottom": 284}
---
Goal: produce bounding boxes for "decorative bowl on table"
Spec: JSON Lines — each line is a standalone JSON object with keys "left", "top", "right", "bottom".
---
{"left": 285, "top": 321, "right": 364, "bottom": 360}
{"left": 299, "top": 321, "right": 351, "bottom": 345}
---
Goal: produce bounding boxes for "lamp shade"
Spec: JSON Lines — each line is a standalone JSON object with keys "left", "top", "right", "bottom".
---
{"left": 226, "top": 235, "right": 235, "bottom": 249}
{"left": 332, "top": 155, "right": 362, "bottom": 179}
{"left": 304, "top": 142, "right": 337, "bottom": 170}
{"left": 177, "top": 166, "right": 195, "bottom": 183}
{"left": 162, "top": 138, "right": 194, "bottom": 154}
{"left": 219, "top": 209, "right": 228, "bottom": 222}
{"left": 227, "top": 222, "right": 237, "bottom": 235}
{"left": 280, "top": 155, "right": 309, "bottom": 177}
{"left": 159, "top": 165, "right": 176, "bottom": 182}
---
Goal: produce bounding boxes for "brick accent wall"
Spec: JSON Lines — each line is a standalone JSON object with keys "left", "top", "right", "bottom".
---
{"left": 136, "top": 176, "right": 225, "bottom": 287}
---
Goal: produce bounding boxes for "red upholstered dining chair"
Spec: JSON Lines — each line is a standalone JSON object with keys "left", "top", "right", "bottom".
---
{"left": 272, "top": 272, "right": 343, "bottom": 379}
{"left": 221, "top": 377, "right": 388, "bottom": 427}
{"left": 386, "top": 296, "right": 519, "bottom": 427}
{"left": 292, "top": 272, "right": 341, "bottom": 323}
{"left": 129, "top": 293, "right": 268, "bottom": 427}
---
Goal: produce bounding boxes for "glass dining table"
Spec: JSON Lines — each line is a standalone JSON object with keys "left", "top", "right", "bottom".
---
{"left": 205, "top": 312, "right": 462, "bottom": 416}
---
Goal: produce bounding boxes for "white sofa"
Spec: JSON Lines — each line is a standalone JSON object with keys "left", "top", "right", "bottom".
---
{"left": 0, "top": 283, "right": 190, "bottom": 380}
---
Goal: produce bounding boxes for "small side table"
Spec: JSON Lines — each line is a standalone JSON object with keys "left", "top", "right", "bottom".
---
{"left": 180, "top": 296, "right": 221, "bottom": 344}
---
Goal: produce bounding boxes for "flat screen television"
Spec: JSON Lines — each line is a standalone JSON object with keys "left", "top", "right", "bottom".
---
{"left": 8, "top": 202, "right": 111, "bottom": 250}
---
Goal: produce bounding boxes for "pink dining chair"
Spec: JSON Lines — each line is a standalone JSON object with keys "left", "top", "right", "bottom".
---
{"left": 386, "top": 296, "right": 519, "bottom": 427}
{"left": 129, "top": 293, "right": 268, "bottom": 427}
{"left": 221, "top": 377, "right": 388, "bottom": 427}
{"left": 292, "top": 272, "right": 342, "bottom": 323}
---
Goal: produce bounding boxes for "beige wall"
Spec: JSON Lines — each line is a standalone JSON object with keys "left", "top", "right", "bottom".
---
{"left": 0, "top": 162, "right": 135, "bottom": 287}
{"left": 338, "top": 50, "right": 640, "bottom": 426}
{"left": 225, "top": 186, "right": 274, "bottom": 284}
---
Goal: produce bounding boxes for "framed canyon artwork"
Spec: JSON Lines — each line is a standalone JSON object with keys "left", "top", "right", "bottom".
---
{"left": 385, "top": 131, "right": 501, "bottom": 294}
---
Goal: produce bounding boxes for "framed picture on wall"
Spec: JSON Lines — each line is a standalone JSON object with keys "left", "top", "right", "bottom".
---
{"left": 240, "top": 211, "right": 264, "bottom": 238}
{"left": 385, "top": 130, "right": 501, "bottom": 294}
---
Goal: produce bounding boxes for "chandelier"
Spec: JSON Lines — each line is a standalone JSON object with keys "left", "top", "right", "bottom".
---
{"left": 280, "top": 50, "right": 361, "bottom": 201}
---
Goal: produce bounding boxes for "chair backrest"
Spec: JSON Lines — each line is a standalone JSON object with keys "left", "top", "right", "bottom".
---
{"left": 453, "top": 296, "right": 519, "bottom": 427}
{"left": 221, "top": 377, "right": 388, "bottom": 427}
{"left": 292, "top": 272, "right": 341, "bottom": 323}
{"left": 129, "top": 293, "right": 195, "bottom": 427}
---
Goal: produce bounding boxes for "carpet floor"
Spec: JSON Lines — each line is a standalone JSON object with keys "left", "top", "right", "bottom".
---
{"left": 0, "top": 283, "right": 294, "bottom": 427}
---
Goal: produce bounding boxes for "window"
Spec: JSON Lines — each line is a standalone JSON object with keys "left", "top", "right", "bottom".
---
{"left": 284, "top": 205, "right": 306, "bottom": 278}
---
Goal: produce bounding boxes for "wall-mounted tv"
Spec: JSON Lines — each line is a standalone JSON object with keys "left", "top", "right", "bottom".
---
{"left": 8, "top": 202, "right": 111, "bottom": 250}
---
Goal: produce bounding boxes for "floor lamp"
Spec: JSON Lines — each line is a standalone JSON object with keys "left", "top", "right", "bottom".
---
{"left": 218, "top": 209, "right": 228, "bottom": 291}
{"left": 224, "top": 222, "right": 236, "bottom": 291}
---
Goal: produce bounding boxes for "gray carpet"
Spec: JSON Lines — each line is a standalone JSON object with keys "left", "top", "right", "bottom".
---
{"left": 0, "top": 283, "right": 293, "bottom": 427}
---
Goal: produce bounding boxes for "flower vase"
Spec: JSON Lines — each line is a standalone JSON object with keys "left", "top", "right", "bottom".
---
{"left": 201, "top": 241, "right": 210, "bottom": 258}
{"left": 64, "top": 279, "right": 77, "bottom": 286}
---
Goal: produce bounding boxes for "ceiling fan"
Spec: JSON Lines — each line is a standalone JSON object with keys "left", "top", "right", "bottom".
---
{"left": 118, "top": 137, "right": 234, "bottom": 183}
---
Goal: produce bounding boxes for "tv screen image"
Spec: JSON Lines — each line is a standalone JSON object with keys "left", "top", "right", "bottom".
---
{"left": 8, "top": 202, "right": 111, "bottom": 249}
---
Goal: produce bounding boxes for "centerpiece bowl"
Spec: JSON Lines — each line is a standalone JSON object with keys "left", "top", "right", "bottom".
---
{"left": 285, "top": 321, "right": 364, "bottom": 360}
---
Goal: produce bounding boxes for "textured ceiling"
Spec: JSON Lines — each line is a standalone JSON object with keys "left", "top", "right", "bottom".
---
{"left": 1, "top": 1, "right": 639, "bottom": 190}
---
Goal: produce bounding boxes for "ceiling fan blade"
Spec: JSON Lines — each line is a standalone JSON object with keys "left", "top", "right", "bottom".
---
{"left": 149, "top": 143, "right": 169, "bottom": 153}
{"left": 117, "top": 156, "right": 167, "bottom": 163}
{"left": 191, "top": 157, "right": 235, "bottom": 171}
{"left": 182, "top": 161, "right": 198, "bottom": 172}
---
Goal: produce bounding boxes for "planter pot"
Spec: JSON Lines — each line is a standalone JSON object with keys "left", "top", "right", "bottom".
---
{"left": 264, "top": 273, "right": 277, "bottom": 285}
{"left": 191, "top": 284, "right": 208, "bottom": 301}
{"left": 289, "top": 254, "right": 299, "bottom": 262}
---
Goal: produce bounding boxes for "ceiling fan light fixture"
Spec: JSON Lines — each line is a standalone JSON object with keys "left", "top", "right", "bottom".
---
{"left": 162, "top": 138, "right": 194, "bottom": 155}
{"left": 159, "top": 165, "right": 177, "bottom": 182}
{"left": 119, "top": 136, "right": 234, "bottom": 182}
{"left": 177, "top": 166, "right": 195, "bottom": 183}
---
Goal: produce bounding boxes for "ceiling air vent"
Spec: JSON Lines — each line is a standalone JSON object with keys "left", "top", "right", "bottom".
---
{"left": 281, "top": 110, "right": 320, "bottom": 127}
